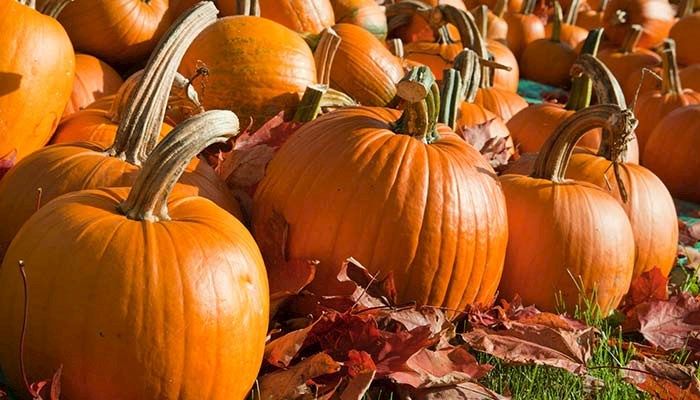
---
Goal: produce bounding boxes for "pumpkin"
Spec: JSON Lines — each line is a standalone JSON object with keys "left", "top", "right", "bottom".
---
{"left": 63, "top": 54, "right": 123, "bottom": 118}
{"left": 0, "top": 110, "right": 269, "bottom": 400}
{"left": 0, "top": 3, "right": 240, "bottom": 257}
{"left": 330, "top": 23, "right": 404, "bottom": 106}
{"left": 253, "top": 66, "right": 509, "bottom": 311}
{"left": 330, "top": 0, "right": 388, "bottom": 40}
{"left": 545, "top": 0, "right": 589, "bottom": 47}
{"left": 388, "top": 0, "right": 466, "bottom": 44}
{"left": 499, "top": 104, "right": 636, "bottom": 314}
{"left": 467, "top": 0, "right": 525, "bottom": 13}
{"left": 603, "top": 0, "right": 675, "bottom": 49}
{"left": 680, "top": 64, "right": 700, "bottom": 92}
{"left": 633, "top": 39, "right": 700, "bottom": 155}
{"left": 669, "top": 0, "right": 700, "bottom": 66}
{"left": 179, "top": 11, "right": 318, "bottom": 130}
{"left": 0, "top": 0, "right": 74, "bottom": 161}
{"left": 509, "top": 29, "right": 604, "bottom": 153}
{"left": 563, "top": 54, "right": 677, "bottom": 278}
{"left": 257, "top": 0, "right": 335, "bottom": 37}
{"left": 473, "top": 0, "right": 509, "bottom": 41}
{"left": 598, "top": 24, "right": 662, "bottom": 102}
{"left": 504, "top": 0, "right": 546, "bottom": 59}
{"left": 404, "top": 27, "right": 465, "bottom": 81}
{"left": 643, "top": 105, "right": 700, "bottom": 203}
{"left": 521, "top": 2, "right": 578, "bottom": 87}
{"left": 473, "top": 5, "right": 520, "bottom": 92}
{"left": 575, "top": 0, "right": 608, "bottom": 30}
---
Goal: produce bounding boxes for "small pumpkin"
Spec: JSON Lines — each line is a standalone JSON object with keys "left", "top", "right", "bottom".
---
{"left": 545, "top": 0, "right": 589, "bottom": 47}
{"left": 63, "top": 54, "right": 123, "bottom": 117}
{"left": 504, "top": 0, "right": 546, "bottom": 59}
{"left": 0, "top": 110, "right": 269, "bottom": 400}
{"left": 680, "top": 64, "right": 700, "bottom": 92}
{"left": 575, "top": 0, "right": 608, "bottom": 29}
{"left": 521, "top": 2, "right": 578, "bottom": 87}
{"left": 473, "top": 5, "right": 520, "bottom": 92}
{"left": 388, "top": 0, "right": 466, "bottom": 44}
{"left": 669, "top": 0, "right": 700, "bottom": 66}
{"left": 330, "top": 0, "right": 388, "bottom": 40}
{"left": 473, "top": 0, "right": 509, "bottom": 41}
{"left": 603, "top": 0, "right": 675, "bottom": 49}
{"left": 0, "top": 0, "right": 75, "bottom": 161}
{"left": 0, "top": 3, "right": 239, "bottom": 257}
{"left": 499, "top": 104, "right": 636, "bottom": 314}
{"left": 253, "top": 66, "right": 509, "bottom": 311}
{"left": 633, "top": 39, "right": 700, "bottom": 154}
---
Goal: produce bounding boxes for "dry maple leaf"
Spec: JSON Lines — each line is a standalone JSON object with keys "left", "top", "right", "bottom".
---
{"left": 622, "top": 357, "right": 700, "bottom": 400}
{"left": 633, "top": 293, "right": 700, "bottom": 352}
{"left": 265, "top": 321, "right": 319, "bottom": 368}
{"left": 458, "top": 119, "right": 514, "bottom": 169}
{"left": 257, "top": 353, "right": 342, "bottom": 400}
{"left": 620, "top": 267, "right": 669, "bottom": 317}
{"left": 399, "top": 381, "right": 511, "bottom": 400}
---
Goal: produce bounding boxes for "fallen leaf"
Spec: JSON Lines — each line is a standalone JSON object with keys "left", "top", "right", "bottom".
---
{"left": 340, "top": 350, "right": 376, "bottom": 400}
{"left": 265, "top": 321, "right": 318, "bottom": 368}
{"left": 620, "top": 268, "right": 669, "bottom": 314}
{"left": 458, "top": 119, "right": 514, "bottom": 169}
{"left": 633, "top": 293, "right": 700, "bottom": 351}
{"left": 0, "top": 149, "right": 16, "bottom": 182}
{"left": 258, "top": 353, "right": 342, "bottom": 400}
{"left": 387, "top": 346, "right": 492, "bottom": 388}
{"left": 399, "top": 381, "right": 510, "bottom": 400}
{"left": 622, "top": 358, "right": 700, "bottom": 400}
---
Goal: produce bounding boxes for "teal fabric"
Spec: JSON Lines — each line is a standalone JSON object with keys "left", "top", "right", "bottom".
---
{"left": 517, "top": 79, "right": 568, "bottom": 104}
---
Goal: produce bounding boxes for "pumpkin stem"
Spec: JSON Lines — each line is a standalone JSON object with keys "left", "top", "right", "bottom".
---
{"left": 17, "top": 0, "right": 35, "bottom": 8}
{"left": 389, "top": 38, "right": 405, "bottom": 59}
{"left": 531, "top": 104, "right": 637, "bottom": 185}
{"left": 236, "top": 0, "right": 260, "bottom": 16}
{"left": 393, "top": 67, "right": 440, "bottom": 144}
{"left": 473, "top": 5, "right": 490, "bottom": 39}
{"left": 314, "top": 27, "right": 341, "bottom": 86}
{"left": 319, "top": 89, "right": 357, "bottom": 109}
{"left": 385, "top": 0, "right": 432, "bottom": 35}
{"left": 453, "top": 49, "right": 483, "bottom": 102}
{"left": 565, "top": 0, "right": 581, "bottom": 24}
{"left": 437, "top": 7, "right": 491, "bottom": 87}
{"left": 565, "top": 28, "right": 603, "bottom": 111}
{"left": 120, "top": 111, "right": 239, "bottom": 222}
{"left": 597, "top": 0, "right": 609, "bottom": 12}
{"left": 677, "top": 0, "right": 694, "bottom": 18}
{"left": 659, "top": 39, "right": 683, "bottom": 96}
{"left": 620, "top": 24, "right": 643, "bottom": 54}
{"left": 294, "top": 85, "right": 327, "bottom": 122}
{"left": 439, "top": 69, "right": 463, "bottom": 129}
{"left": 521, "top": 0, "right": 536, "bottom": 14}
{"left": 107, "top": 2, "right": 218, "bottom": 166}
{"left": 437, "top": 25, "right": 456, "bottom": 44}
{"left": 37, "top": 0, "right": 72, "bottom": 17}
{"left": 551, "top": 2, "right": 563, "bottom": 42}
{"left": 494, "top": 0, "right": 507, "bottom": 18}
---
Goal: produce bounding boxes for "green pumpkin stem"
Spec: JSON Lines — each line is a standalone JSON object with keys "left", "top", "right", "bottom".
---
{"left": 678, "top": 0, "right": 694, "bottom": 18}
{"left": 237, "top": 0, "right": 260, "bottom": 16}
{"left": 566, "top": 0, "right": 581, "bottom": 24}
{"left": 37, "top": 0, "right": 72, "bottom": 17}
{"left": 438, "top": 7, "right": 491, "bottom": 88}
{"left": 108, "top": 2, "right": 218, "bottom": 166}
{"left": 120, "top": 111, "right": 240, "bottom": 222}
{"left": 394, "top": 67, "right": 441, "bottom": 144}
{"left": 473, "top": 5, "right": 490, "bottom": 39}
{"left": 385, "top": 0, "right": 432, "bottom": 34}
{"left": 319, "top": 88, "right": 357, "bottom": 109}
{"left": 531, "top": 105, "right": 637, "bottom": 191}
{"left": 439, "top": 69, "right": 463, "bottom": 129}
{"left": 620, "top": 24, "right": 643, "bottom": 53}
{"left": 494, "top": 0, "right": 507, "bottom": 18}
{"left": 314, "top": 27, "right": 341, "bottom": 86}
{"left": 521, "top": 0, "right": 536, "bottom": 14}
{"left": 551, "top": 2, "right": 563, "bottom": 42}
{"left": 565, "top": 28, "right": 604, "bottom": 111}
{"left": 660, "top": 39, "right": 683, "bottom": 95}
{"left": 389, "top": 38, "right": 405, "bottom": 59}
{"left": 294, "top": 85, "right": 327, "bottom": 122}
{"left": 454, "top": 49, "right": 483, "bottom": 103}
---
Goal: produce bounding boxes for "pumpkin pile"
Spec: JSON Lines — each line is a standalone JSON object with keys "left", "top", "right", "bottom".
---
{"left": 0, "top": 0, "right": 698, "bottom": 398}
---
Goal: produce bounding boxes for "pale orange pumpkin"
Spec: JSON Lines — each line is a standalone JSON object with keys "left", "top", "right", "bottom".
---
{"left": 63, "top": 54, "right": 123, "bottom": 117}
{"left": 504, "top": 0, "right": 546, "bottom": 59}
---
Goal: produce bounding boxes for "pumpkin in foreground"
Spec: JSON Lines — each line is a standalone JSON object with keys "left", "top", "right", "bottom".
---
{"left": 0, "top": 110, "right": 269, "bottom": 400}
{"left": 253, "top": 67, "right": 509, "bottom": 311}
{"left": 499, "top": 104, "right": 636, "bottom": 314}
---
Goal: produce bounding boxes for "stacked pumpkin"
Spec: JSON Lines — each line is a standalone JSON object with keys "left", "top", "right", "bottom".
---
{"left": 0, "top": 0, "right": 698, "bottom": 398}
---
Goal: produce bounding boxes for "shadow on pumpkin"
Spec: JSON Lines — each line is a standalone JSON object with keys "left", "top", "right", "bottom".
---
{"left": 0, "top": 72, "right": 21, "bottom": 95}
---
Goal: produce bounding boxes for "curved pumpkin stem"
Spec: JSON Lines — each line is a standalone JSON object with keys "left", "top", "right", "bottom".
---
{"left": 319, "top": 89, "right": 357, "bottom": 109}
{"left": 393, "top": 66, "right": 441, "bottom": 144}
{"left": 551, "top": 2, "right": 563, "bottom": 42}
{"left": 439, "top": 69, "right": 463, "bottom": 129}
{"left": 473, "top": 5, "right": 490, "bottom": 39}
{"left": 493, "top": 0, "right": 507, "bottom": 18}
{"left": 453, "top": 49, "right": 483, "bottom": 102}
{"left": 294, "top": 84, "right": 327, "bottom": 122}
{"left": 385, "top": 0, "right": 432, "bottom": 34}
{"left": 389, "top": 38, "right": 405, "bottom": 59}
{"left": 521, "top": 0, "right": 537, "bottom": 14}
{"left": 37, "top": 0, "right": 72, "bottom": 17}
{"left": 677, "top": 0, "right": 694, "bottom": 18}
{"left": 120, "top": 110, "right": 240, "bottom": 222}
{"left": 620, "top": 24, "right": 643, "bottom": 54}
{"left": 237, "top": 0, "right": 260, "bottom": 16}
{"left": 108, "top": 2, "right": 218, "bottom": 166}
{"left": 565, "top": 28, "right": 604, "bottom": 111}
{"left": 659, "top": 39, "right": 683, "bottom": 96}
{"left": 314, "top": 27, "right": 341, "bottom": 86}
{"left": 566, "top": 0, "right": 581, "bottom": 24}
{"left": 531, "top": 104, "right": 637, "bottom": 185}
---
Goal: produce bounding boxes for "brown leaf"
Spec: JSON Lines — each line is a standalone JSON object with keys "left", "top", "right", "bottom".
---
{"left": 622, "top": 358, "right": 700, "bottom": 400}
{"left": 620, "top": 267, "right": 669, "bottom": 314}
{"left": 336, "top": 258, "right": 398, "bottom": 307}
{"left": 458, "top": 119, "right": 514, "bottom": 169}
{"left": 265, "top": 322, "right": 318, "bottom": 368}
{"left": 388, "top": 346, "right": 492, "bottom": 388}
{"left": 0, "top": 149, "right": 16, "bottom": 182}
{"left": 402, "top": 381, "right": 510, "bottom": 400}
{"left": 258, "top": 353, "right": 342, "bottom": 400}
{"left": 341, "top": 351, "right": 376, "bottom": 399}
{"left": 634, "top": 293, "right": 700, "bottom": 351}
{"left": 389, "top": 306, "right": 450, "bottom": 337}
{"left": 462, "top": 322, "right": 596, "bottom": 375}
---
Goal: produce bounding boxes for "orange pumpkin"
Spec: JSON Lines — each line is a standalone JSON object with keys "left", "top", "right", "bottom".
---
{"left": 0, "top": 3, "right": 239, "bottom": 257}
{"left": 388, "top": 0, "right": 466, "bottom": 44}
{"left": 63, "top": 54, "right": 123, "bottom": 118}
{"left": 499, "top": 104, "right": 636, "bottom": 314}
{"left": 0, "top": 110, "right": 269, "bottom": 400}
{"left": 575, "top": 0, "right": 607, "bottom": 30}
{"left": 644, "top": 105, "right": 700, "bottom": 203}
{"left": 0, "top": 0, "right": 74, "bottom": 161}
{"left": 603, "top": 0, "right": 675, "bottom": 49}
{"left": 545, "top": 0, "right": 589, "bottom": 47}
{"left": 521, "top": 2, "right": 578, "bottom": 87}
{"left": 179, "top": 14, "right": 317, "bottom": 130}
{"left": 257, "top": 0, "right": 335, "bottom": 37}
{"left": 253, "top": 67, "right": 509, "bottom": 311}
{"left": 404, "top": 27, "right": 464, "bottom": 81}
{"left": 669, "top": 0, "right": 700, "bottom": 66}
{"left": 634, "top": 39, "right": 700, "bottom": 155}
{"left": 331, "top": 0, "right": 388, "bottom": 40}
{"left": 473, "top": 0, "right": 509, "bottom": 41}
{"left": 472, "top": 6, "right": 520, "bottom": 92}
{"left": 680, "top": 64, "right": 700, "bottom": 92}
{"left": 504, "top": 0, "right": 546, "bottom": 59}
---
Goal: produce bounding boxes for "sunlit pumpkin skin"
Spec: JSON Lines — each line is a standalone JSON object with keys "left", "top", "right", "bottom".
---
{"left": 0, "top": 112, "right": 268, "bottom": 400}
{"left": 576, "top": 8, "right": 605, "bottom": 30}
{"left": 330, "top": 23, "right": 404, "bottom": 106}
{"left": 545, "top": 20, "right": 588, "bottom": 48}
{"left": 504, "top": 3, "right": 546, "bottom": 59}
{"left": 489, "top": 40, "right": 520, "bottom": 93}
{"left": 499, "top": 105, "right": 636, "bottom": 314}
{"left": 474, "top": 87, "right": 529, "bottom": 122}
{"left": 38, "top": 0, "right": 180, "bottom": 66}
{"left": 521, "top": 40, "right": 577, "bottom": 87}
{"left": 63, "top": 54, "right": 123, "bottom": 117}
{"left": 680, "top": 64, "right": 700, "bottom": 93}
{"left": 603, "top": 0, "right": 675, "bottom": 49}
{"left": 330, "top": 0, "right": 387, "bottom": 40}
{"left": 253, "top": 96, "right": 509, "bottom": 310}
{"left": 404, "top": 41, "right": 463, "bottom": 81}
{"left": 257, "top": 0, "right": 335, "bottom": 36}
{"left": 644, "top": 105, "right": 700, "bottom": 203}
{"left": 0, "top": 0, "right": 75, "bottom": 161}
{"left": 508, "top": 103, "right": 602, "bottom": 152}
{"left": 669, "top": 14, "right": 700, "bottom": 66}
{"left": 180, "top": 16, "right": 317, "bottom": 130}
{"left": 52, "top": 109, "right": 170, "bottom": 146}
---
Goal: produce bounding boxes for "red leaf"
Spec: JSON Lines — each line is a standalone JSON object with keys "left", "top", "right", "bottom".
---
{"left": 265, "top": 321, "right": 318, "bottom": 368}
{"left": 622, "top": 358, "right": 700, "bottom": 400}
{"left": 346, "top": 350, "right": 376, "bottom": 378}
{"left": 620, "top": 267, "right": 669, "bottom": 314}
{"left": 0, "top": 149, "right": 16, "bottom": 182}
{"left": 258, "top": 352, "right": 342, "bottom": 400}
{"left": 633, "top": 293, "right": 700, "bottom": 351}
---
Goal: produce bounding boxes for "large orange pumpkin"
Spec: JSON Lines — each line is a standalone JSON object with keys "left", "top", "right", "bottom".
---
{"left": 603, "top": 0, "right": 675, "bottom": 49}
{"left": 0, "top": 0, "right": 75, "bottom": 161}
{"left": 331, "top": 0, "right": 388, "bottom": 40}
{"left": 644, "top": 105, "right": 700, "bottom": 203}
{"left": 634, "top": 39, "right": 700, "bottom": 155}
{"left": 253, "top": 67, "right": 509, "bottom": 311}
{"left": 257, "top": 0, "right": 336, "bottom": 37}
{"left": 179, "top": 13, "right": 317, "bottom": 130}
{"left": 669, "top": 0, "right": 700, "bottom": 66}
{"left": 499, "top": 104, "right": 636, "bottom": 314}
{"left": 0, "top": 3, "right": 239, "bottom": 257}
{"left": 504, "top": 0, "right": 546, "bottom": 59}
{"left": 62, "top": 54, "right": 123, "bottom": 118}
{"left": 0, "top": 110, "right": 269, "bottom": 400}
